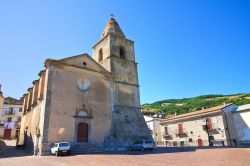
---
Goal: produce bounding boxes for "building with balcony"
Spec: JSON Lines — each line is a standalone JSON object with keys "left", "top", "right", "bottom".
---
{"left": 160, "top": 104, "right": 238, "bottom": 147}
{"left": 0, "top": 86, "right": 23, "bottom": 140}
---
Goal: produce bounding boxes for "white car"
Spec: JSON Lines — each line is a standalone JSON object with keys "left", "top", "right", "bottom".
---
{"left": 51, "top": 142, "right": 71, "bottom": 156}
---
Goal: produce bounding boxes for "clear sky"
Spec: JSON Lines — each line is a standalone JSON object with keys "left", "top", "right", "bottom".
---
{"left": 0, "top": 0, "right": 250, "bottom": 104}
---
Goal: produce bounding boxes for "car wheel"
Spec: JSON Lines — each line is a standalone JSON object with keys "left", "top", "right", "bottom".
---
{"left": 141, "top": 148, "right": 144, "bottom": 151}
{"left": 129, "top": 147, "right": 132, "bottom": 151}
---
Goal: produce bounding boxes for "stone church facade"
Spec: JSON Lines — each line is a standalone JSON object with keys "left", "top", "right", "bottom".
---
{"left": 19, "top": 18, "right": 152, "bottom": 155}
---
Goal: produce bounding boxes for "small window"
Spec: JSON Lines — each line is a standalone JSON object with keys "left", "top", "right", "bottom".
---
{"left": 7, "top": 117, "right": 12, "bottom": 122}
{"left": 189, "top": 138, "right": 193, "bottom": 142}
{"left": 99, "top": 48, "right": 103, "bottom": 62}
{"left": 19, "top": 108, "right": 22, "bottom": 112}
{"left": 119, "top": 47, "right": 125, "bottom": 59}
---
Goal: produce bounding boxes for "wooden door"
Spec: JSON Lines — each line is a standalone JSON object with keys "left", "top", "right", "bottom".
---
{"left": 198, "top": 138, "right": 203, "bottom": 147}
{"left": 3, "top": 129, "right": 11, "bottom": 139}
{"left": 77, "top": 123, "right": 88, "bottom": 143}
{"left": 178, "top": 123, "right": 183, "bottom": 134}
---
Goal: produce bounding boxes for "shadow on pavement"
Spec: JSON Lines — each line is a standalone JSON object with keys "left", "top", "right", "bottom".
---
{"left": 0, "top": 145, "right": 31, "bottom": 159}
{"left": 68, "top": 147, "right": 197, "bottom": 156}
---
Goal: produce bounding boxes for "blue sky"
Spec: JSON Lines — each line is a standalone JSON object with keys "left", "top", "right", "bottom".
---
{"left": 0, "top": 0, "right": 250, "bottom": 104}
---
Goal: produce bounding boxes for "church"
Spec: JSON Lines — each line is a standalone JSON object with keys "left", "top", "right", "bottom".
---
{"left": 19, "top": 18, "right": 152, "bottom": 155}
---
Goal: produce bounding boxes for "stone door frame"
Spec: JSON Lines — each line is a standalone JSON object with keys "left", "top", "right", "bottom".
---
{"left": 74, "top": 118, "right": 91, "bottom": 144}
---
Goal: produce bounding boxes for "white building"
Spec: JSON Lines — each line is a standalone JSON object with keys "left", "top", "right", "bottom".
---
{"left": 232, "top": 104, "right": 250, "bottom": 145}
{"left": 160, "top": 104, "right": 238, "bottom": 147}
{"left": 144, "top": 114, "right": 164, "bottom": 145}
{"left": 0, "top": 92, "right": 23, "bottom": 139}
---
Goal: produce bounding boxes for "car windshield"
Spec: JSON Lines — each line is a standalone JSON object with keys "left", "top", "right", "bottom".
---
{"left": 59, "top": 143, "right": 69, "bottom": 147}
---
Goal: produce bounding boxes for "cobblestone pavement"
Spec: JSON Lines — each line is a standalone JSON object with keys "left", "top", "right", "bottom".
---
{"left": 0, "top": 145, "right": 250, "bottom": 166}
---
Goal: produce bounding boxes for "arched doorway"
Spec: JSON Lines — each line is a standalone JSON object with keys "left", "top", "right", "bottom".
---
{"left": 198, "top": 138, "right": 203, "bottom": 147}
{"left": 77, "top": 123, "right": 88, "bottom": 143}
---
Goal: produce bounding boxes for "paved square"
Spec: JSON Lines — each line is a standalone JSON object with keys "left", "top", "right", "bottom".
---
{"left": 1, "top": 147, "right": 250, "bottom": 166}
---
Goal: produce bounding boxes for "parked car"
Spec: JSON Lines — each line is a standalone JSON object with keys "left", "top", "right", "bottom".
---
{"left": 129, "top": 140, "right": 155, "bottom": 151}
{"left": 51, "top": 142, "right": 71, "bottom": 156}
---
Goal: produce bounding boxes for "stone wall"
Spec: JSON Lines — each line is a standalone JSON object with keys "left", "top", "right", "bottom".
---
{"left": 46, "top": 65, "right": 112, "bottom": 147}
{"left": 19, "top": 101, "right": 43, "bottom": 152}
{"left": 104, "top": 107, "right": 153, "bottom": 149}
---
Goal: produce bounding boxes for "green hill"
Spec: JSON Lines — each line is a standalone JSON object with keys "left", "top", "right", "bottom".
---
{"left": 142, "top": 94, "right": 250, "bottom": 116}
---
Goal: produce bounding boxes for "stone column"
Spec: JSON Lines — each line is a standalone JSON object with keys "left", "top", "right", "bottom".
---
{"left": 31, "top": 80, "right": 39, "bottom": 106}
{"left": 22, "top": 94, "right": 28, "bottom": 115}
{"left": 38, "top": 70, "right": 46, "bottom": 101}
{"left": 27, "top": 88, "right": 33, "bottom": 112}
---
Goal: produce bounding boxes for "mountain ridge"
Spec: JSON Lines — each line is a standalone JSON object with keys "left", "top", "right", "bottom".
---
{"left": 142, "top": 93, "right": 250, "bottom": 116}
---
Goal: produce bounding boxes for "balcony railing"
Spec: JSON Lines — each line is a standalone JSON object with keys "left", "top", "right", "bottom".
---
{"left": 5, "top": 111, "right": 15, "bottom": 116}
{"left": 164, "top": 130, "right": 171, "bottom": 136}
{"left": 203, "top": 123, "right": 219, "bottom": 131}
{"left": 163, "top": 131, "right": 173, "bottom": 140}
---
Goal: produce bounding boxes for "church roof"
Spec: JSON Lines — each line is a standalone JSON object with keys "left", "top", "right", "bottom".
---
{"left": 45, "top": 53, "right": 110, "bottom": 74}
{"left": 100, "top": 18, "right": 125, "bottom": 39}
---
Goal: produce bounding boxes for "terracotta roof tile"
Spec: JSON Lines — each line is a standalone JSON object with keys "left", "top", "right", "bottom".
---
{"left": 161, "top": 103, "right": 233, "bottom": 124}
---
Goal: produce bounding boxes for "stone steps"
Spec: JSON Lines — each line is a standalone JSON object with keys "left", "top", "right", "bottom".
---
{"left": 71, "top": 143, "right": 105, "bottom": 154}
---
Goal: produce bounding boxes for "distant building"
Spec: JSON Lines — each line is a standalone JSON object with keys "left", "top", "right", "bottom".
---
{"left": 160, "top": 104, "right": 238, "bottom": 147}
{"left": 144, "top": 113, "right": 164, "bottom": 146}
{"left": 232, "top": 104, "right": 250, "bottom": 145}
{"left": 0, "top": 86, "right": 23, "bottom": 139}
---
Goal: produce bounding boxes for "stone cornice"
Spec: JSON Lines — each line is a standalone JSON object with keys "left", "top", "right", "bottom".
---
{"left": 44, "top": 59, "right": 66, "bottom": 69}
{"left": 106, "top": 55, "right": 138, "bottom": 64}
{"left": 114, "top": 105, "right": 141, "bottom": 110}
{"left": 38, "top": 70, "right": 46, "bottom": 76}
{"left": 114, "top": 80, "right": 139, "bottom": 87}
{"left": 92, "top": 33, "right": 134, "bottom": 49}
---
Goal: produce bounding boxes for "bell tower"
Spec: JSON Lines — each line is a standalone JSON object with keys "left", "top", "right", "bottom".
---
{"left": 92, "top": 18, "right": 152, "bottom": 147}
{"left": 92, "top": 18, "right": 138, "bottom": 87}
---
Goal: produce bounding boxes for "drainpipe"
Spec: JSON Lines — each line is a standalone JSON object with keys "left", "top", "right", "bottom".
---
{"left": 221, "top": 109, "right": 232, "bottom": 146}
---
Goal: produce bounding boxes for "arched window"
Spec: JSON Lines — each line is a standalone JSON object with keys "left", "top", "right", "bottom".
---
{"left": 98, "top": 48, "right": 103, "bottom": 62}
{"left": 119, "top": 47, "right": 125, "bottom": 59}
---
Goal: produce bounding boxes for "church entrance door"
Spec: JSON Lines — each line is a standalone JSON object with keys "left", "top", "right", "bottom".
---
{"left": 77, "top": 123, "right": 88, "bottom": 143}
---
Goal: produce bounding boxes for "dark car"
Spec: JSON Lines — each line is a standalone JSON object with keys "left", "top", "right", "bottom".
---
{"left": 129, "top": 140, "right": 155, "bottom": 151}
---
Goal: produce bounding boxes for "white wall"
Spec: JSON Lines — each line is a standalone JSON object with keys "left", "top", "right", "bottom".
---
{"left": 233, "top": 108, "right": 250, "bottom": 142}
